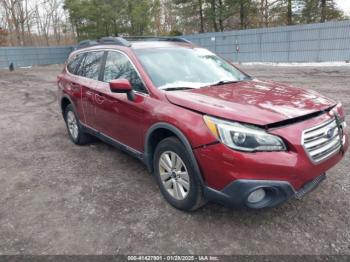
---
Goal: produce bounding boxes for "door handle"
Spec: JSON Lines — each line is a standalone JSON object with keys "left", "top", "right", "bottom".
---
{"left": 71, "top": 82, "right": 80, "bottom": 88}
{"left": 95, "top": 92, "right": 106, "bottom": 104}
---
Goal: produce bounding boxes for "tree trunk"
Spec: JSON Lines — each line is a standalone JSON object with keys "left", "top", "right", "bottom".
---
{"left": 3, "top": 3, "right": 15, "bottom": 46}
{"left": 210, "top": 0, "right": 218, "bottom": 31}
{"left": 128, "top": 1, "right": 134, "bottom": 34}
{"left": 198, "top": 0, "right": 204, "bottom": 33}
{"left": 260, "top": 0, "right": 265, "bottom": 27}
{"left": 264, "top": 0, "right": 268, "bottom": 27}
{"left": 25, "top": 0, "right": 32, "bottom": 45}
{"left": 8, "top": 0, "right": 22, "bottom": 45}
{"left": 287, "top": 0, "right": 292, "bottom": 25}
{"left": 19, "top": 2, "right": 26, "bottom": 46}
{"left": 320, "top": 0, "right": 326, "bottom": 22}
{"left": 240, "top": 0, "right": 245, "bottom": 29}
{"left": 218, "top": 0, "right": 224, "bottom": 31}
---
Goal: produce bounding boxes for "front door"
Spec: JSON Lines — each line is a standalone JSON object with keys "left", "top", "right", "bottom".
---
{"left": 93, "top": 50, "right": 149, "bottom": 152}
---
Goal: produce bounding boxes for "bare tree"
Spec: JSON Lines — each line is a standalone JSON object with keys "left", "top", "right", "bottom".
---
{"left": 0, "top": 0, "right": 37, "bottom": 46}
{"left": 1, "top": 0, "right": 22, "bottom": 45}
{"left": 259, "top": 0, "right": 281, "bottom": 27}
{"left": 49, "top": 0, "right": 64, "bottom": 44}
{"left": 34, "top": 0, "right": 64, "bottom": 46}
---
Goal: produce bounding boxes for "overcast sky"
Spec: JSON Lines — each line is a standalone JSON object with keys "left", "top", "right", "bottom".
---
{"left": 335, "top": 0, "right": 350, "bottom": 15}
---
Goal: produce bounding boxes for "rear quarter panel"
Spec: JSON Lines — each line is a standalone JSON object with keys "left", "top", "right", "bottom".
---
{"left": 57, "top": 68, "right": 85, "bottom": 121}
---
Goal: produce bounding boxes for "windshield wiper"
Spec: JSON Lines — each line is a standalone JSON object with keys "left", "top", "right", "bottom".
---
{"left": 160, "top": 87, "right": 197, "bottom": 91}
{"left": 209, "top": 80, "right": 240, "bottom": 86}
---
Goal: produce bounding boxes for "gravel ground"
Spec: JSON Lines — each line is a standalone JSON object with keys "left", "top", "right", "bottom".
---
{"left": 0, "top": 64, "right": 349, "bottom": 255}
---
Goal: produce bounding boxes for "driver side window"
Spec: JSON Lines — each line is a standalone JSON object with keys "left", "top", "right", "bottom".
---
{"left": 103, "top": 51, "right": 147, "bottom": 93}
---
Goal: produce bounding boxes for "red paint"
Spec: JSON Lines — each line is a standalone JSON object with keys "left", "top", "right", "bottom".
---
{"left": 166, "top": 79, "right": 336, "bottom": 125}
{"left": 195, "top": 112, "right": 348, "bottom": 190}
{"left": 57, "top": 41, "right": 348, "bottom": 194}
{"left": 109, "top": 79, "right": 133, "bottom": 93}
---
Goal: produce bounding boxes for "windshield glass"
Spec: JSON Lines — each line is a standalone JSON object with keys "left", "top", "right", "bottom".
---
{"left": 134, "top": 47, "right": 249, "bottom": 90}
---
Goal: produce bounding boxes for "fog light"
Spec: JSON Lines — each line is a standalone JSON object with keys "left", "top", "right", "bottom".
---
{"left": 247, "top": 189, "right": 266, "bottom": 203}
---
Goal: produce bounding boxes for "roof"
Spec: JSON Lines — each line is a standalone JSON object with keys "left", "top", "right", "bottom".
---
{"left": 130, "top": 41, "right": 193, "bottom": 50}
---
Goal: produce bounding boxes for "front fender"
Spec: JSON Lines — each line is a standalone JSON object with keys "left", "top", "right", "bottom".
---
{"left": 144, "top": 122, "right": 208, "bottom": 185}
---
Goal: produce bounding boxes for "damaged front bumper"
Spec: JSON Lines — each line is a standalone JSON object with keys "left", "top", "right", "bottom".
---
{"left": 203, "top": 173, "right": 326, "bottom": 209}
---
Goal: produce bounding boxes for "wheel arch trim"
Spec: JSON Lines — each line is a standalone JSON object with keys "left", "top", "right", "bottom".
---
{"left": 60, "top": 95, "right": 76, "bottom": 114}
{"left": 144, "top": 122, "right": 205, "bottom": 185}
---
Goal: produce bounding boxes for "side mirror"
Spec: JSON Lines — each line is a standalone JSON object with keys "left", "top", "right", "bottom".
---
{"left": 109, "top": 79, "right": 135, "bottom": 101}
{"left": 109, "top": 79, "right": 132, "bottom": 93}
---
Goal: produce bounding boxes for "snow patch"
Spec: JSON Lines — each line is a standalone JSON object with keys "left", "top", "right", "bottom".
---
{"left": 240, "top": 62, "right": 350, "bottom": 67}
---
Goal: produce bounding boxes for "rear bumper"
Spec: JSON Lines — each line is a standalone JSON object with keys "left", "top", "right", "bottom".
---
{"left": 203, "top": 173, "right": 326, "bottom": 209}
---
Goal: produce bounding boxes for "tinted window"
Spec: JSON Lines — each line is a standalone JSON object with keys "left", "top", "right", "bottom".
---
{"left": 67, "top": 53, "right": 84, "bottom": 74}
{"left": 103, "top": 51, "right": 146, "bottom": 93}
{"left": 78, "top": 51, "right": 104, "bottom": 80}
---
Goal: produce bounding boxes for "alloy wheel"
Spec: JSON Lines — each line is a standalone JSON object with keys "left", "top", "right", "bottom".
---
{"left": 158, "top": 151, "right": 190, "bottom": 200}
{"left": 66, "top": 111, "right": 79, "bottom": 140}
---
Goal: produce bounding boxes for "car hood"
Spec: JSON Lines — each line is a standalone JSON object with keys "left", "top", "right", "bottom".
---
{"left": 165, "top": 79, "right": 336, "bottom": 126}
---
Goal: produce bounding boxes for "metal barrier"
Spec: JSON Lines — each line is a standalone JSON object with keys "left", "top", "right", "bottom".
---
{"left": 0, "top": 46, "right": 73, "bottom": 69}
{"left": 184, "top": 20, "right": 350, "bottom": 62}
{"left": 0, "top": 20, "right": 349, "bottom": 68}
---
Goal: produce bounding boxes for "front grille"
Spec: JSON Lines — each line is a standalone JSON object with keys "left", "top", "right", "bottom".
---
{"left": 302, "top": 117, "right": 342, "bottom": 163}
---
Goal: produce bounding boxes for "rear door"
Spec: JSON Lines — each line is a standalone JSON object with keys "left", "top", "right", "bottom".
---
{"left": 76, "top": 50, "right": 105, "bottom": 128}
{"left": 61, "top": 52, "right": 86, "bottom": 120}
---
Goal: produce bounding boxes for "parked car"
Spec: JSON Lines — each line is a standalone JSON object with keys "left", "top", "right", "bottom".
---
{"left": 57, "top": 37, "right": 348, "bottom": 211}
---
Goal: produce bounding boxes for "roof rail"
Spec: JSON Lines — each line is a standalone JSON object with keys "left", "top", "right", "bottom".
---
{"left": 76, "top": 39, "right": 98, "bottom": 49}
{"left": 76, "top": 37, "right": 131, "bottom": 50}
{"left": 75, "top": 36, "right": 191, "bottom": 50}
{"left": 99, "top": 37, "right": 132, "bottom": 47}
{"left": 124, "top": 36, "right": 192, "bottom": 44}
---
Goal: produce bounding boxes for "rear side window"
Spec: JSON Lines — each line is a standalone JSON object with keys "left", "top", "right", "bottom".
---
{"left": 67, "top": 53, "right": 84, "bottom": 74}
{"left": 78, "top": 51, "right": 104, "bottom": 80}
{"left": 103, "top": 51, "right": 147, "bottom": 93}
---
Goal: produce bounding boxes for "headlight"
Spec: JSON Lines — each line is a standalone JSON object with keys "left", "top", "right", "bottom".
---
{"left": 203, "top": 115, "right": 286, "bottom": 152}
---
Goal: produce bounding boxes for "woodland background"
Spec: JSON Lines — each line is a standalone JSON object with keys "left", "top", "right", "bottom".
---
{"left": 0, "top": 0, "right": 348, "bottom": 47}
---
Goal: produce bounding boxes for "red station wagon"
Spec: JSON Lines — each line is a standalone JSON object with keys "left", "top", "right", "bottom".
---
{"left": 57, "top": 37, "right": 348, "bottom": 211}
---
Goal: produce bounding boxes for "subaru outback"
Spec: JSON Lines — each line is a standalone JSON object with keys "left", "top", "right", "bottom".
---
{"left": 57, "top": 37, "right": 348, "bottom": 211}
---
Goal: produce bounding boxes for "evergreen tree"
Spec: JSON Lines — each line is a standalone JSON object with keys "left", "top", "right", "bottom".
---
{"left": 63, "top": 0, "right": 346, "bottom": 38}
{"left": 298, "top": 0, "right": 344, "bottom": 23}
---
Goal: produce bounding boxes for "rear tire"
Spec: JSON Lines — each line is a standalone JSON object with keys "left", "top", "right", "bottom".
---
{"left": 153, "top": 137, "right": 206, "bottom": 211}
{"left": 64, "top": 104, "right": 91, "bottom": 145}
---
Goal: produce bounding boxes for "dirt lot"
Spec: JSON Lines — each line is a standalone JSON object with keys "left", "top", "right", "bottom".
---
{"left": 0, "top": 64, "right": 349, "bottom": 255}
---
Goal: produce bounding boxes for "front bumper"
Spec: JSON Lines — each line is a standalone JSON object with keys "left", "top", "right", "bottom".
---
{"left": 203, "top": 173, "right": 326, "bottom": 209}
{"left": 194, "top": 113, "right": 348, "bottom": 209}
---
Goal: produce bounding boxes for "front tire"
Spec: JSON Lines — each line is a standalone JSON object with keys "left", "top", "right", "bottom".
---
{"left": 153, "top": 137, "right": 205, "bottom": 211}
{"left": 64, "top": 104, "right": 91, "bottom": 145}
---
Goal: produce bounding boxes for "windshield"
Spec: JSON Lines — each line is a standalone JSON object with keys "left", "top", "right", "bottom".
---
{"left": 134, "top": 47, "right": 249, "bottom": 90}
